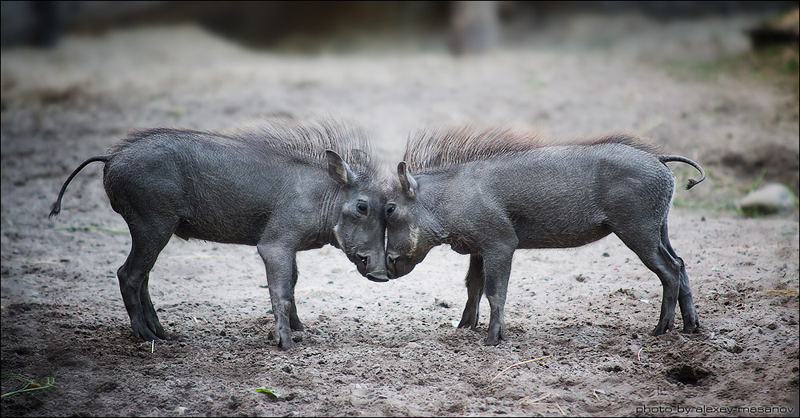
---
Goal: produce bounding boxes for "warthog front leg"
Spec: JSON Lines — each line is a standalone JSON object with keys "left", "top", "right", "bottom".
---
{"left": 258, "top": 242, "right": 299, "bottom": 350}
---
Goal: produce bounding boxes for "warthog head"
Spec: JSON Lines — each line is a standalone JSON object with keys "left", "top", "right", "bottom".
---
{"left": 326, "top": 150, "right": 390, "bottom": 282}
{"left": 384, "top": 161, "right": 444, "bottom": 279}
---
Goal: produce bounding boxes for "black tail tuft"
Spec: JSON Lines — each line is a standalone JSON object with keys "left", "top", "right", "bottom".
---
{"left": 49, "top": 202, "right": 61, "bottom": 219}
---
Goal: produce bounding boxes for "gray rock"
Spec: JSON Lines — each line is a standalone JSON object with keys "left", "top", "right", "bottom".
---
{"left": 738, "top": 183, "right": 796, "bottom": 215}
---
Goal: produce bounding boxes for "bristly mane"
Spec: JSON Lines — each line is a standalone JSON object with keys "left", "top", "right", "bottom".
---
{"left": 112, "top": 117, "right": 378, "bottom": 178}
{"left": 403, "top": 124, "right": 659, "bottom": 173}
{"left": 229, "top": 117, "right": 378, "bottom": 178}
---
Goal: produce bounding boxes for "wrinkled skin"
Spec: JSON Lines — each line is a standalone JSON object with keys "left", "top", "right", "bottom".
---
{"left": 326, "top": 151, "right": 389, "bottom": 284}
{"left": 385, "top": 144, "right": 702, "bottom": 345}
{"left": 50, "top": 125, "right": 387, "bottom": 350}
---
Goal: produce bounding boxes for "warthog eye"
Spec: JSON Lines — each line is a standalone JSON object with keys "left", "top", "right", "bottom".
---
{"left": 386, "top": 203, "right": 395, "bottom": 215}
{"left": 356, "top": 200, "right": 368, "bottom": 214}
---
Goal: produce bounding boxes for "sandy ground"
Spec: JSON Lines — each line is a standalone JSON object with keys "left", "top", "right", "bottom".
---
{"left": 2, "top": 12, "right": 798, "bottom": 417}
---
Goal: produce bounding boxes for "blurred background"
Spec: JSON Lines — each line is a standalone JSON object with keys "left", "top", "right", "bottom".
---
{"left": 2, "top": 1, "right": 798, "bottom": 53}
{"left": 1, "top": 4, "right": 798, "bottom": 415}
{"left": 1, "top": 1, "right": 798, "bottom": 210}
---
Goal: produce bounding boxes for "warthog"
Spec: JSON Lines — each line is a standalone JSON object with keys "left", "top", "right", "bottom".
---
{"left": 384, "top": 125, "right": 705, "bottom": 345}
{"left": 50, "top": 118, "right": 388, "bottom": 349}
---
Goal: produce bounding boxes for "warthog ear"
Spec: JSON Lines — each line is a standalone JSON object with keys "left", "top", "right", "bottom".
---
{"left": 326, "top": 150, "right": 357, "bottom": 186}
{"left": 397, "top": 161, "right": 418, "bottom": 198}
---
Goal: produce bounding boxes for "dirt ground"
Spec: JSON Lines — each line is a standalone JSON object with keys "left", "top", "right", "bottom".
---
{"left": 2, "top": 11, "right": 799, "bottom": 417}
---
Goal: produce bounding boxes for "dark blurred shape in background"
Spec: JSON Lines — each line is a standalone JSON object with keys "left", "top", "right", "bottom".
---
{"left": 1, "top": 1, "right": 798, "bottom": 52}
{"left": 1, "top": 1, "right": 163, "bottom": 48}
{"left": 449, "top": 1, "right": 500, "bottom": 55}
{"left": 745, "top": 6, "right": 799, "bottom": 49}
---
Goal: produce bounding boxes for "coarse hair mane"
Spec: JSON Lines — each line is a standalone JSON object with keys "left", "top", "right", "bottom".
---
{"left": 111, "top": 117, "right": 379, "bottom": 178}
{"left": 403, "top": 123, "right": 659, "bottom": 173}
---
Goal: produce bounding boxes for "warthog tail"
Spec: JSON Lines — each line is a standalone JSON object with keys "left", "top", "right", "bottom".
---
{"left": 658, "top": 155, "right": 706, "bottom": 190}
{"left": 49, "top": 155, "right": 112, "bottom": 219}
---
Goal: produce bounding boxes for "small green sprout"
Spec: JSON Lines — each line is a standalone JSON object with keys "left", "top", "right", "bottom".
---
{"left": 1, "top": 376, "right": 56, "bottom": 399}
{"left": 255, "top": 387, "right": 280, "bottom": 400}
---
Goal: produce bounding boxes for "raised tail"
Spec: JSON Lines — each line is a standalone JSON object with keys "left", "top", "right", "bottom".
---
{"left": 658, "top": 155, "right": 706, "bottom": 190}
{"left": 49, "top": 155, "right": 111, "bottom": 219}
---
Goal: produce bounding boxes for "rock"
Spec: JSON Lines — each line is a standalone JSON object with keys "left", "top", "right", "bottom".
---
{"left": 738, "top": 183, "right": 796, "bottom": 216}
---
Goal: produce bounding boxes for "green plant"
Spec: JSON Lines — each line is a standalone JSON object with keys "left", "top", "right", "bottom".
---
{"left": 1, "top": 376, "right": 55, "bottom": 399}
{"left": 255, "top": 387, "right": 280, "bottom": 400}
{"left": 745, "top": 169, "right": 768, "bottom": 194}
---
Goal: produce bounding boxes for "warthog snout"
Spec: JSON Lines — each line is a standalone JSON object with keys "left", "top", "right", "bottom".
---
{"left": 355, "top": 252, "right": 390, "bottom": 282}
{"left": 386, "top": 251, "right": 415, "bottom": 279}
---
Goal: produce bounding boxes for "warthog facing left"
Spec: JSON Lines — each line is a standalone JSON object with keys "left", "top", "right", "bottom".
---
{"left": 50, "top": 118, "right": 388, "bottom": 349}
{"left": 385, "top": 125, "right": 705, "bottom": 345}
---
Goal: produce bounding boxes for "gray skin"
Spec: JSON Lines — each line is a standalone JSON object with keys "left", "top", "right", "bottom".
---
{"left": 49, "top": 120, "right": 388, "bottom": 350}
{"left": 385, "top": 142, "right": 705, "bottom": 345}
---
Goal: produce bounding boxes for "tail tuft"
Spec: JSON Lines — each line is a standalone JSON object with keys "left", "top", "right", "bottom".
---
{"left": 48, "top": 202, "right": 61, "bottom": 219}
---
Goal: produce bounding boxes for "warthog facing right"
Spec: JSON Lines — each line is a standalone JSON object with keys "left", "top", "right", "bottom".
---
{"left": 49, "top": 117, "right": 388, "bottom": 349}
{"left": 384, "top": 125, "right": 705, "bottom": 345}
